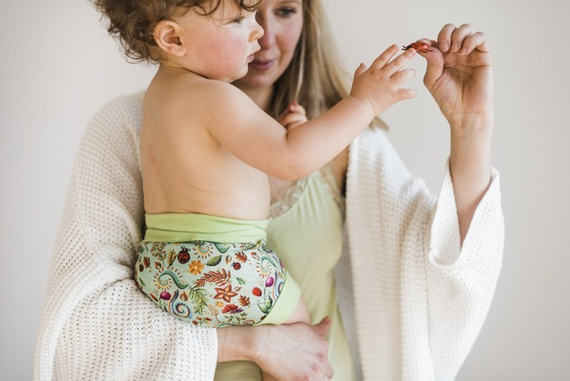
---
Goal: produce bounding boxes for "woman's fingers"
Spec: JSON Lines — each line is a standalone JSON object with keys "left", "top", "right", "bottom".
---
{"left": 437, "top": 23, "right": 456, "bottom": 52}
{"left": 312, "top": 318, "right": 334, "bottom": 379}
{"left": 450, "top": 24, "right": 473, "bottom": 53}
{"left": 439, "top": 23, "right": 475, "bottom": 53}
{"left": 438, "top": 23, "right": 489, "bottom": 55}
{"left": 459, "top": 31, "right": 487, "bottom": 55}
{"left": 322, "top": 359, "right": 335, "bottom": 379}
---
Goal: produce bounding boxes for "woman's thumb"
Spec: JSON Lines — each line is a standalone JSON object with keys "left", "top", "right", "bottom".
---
{"left": 417, "top": 40, "right": 444, "bottom": 87}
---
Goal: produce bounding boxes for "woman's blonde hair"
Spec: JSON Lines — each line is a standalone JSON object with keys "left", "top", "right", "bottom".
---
{"left": 269, "top": 0, "right": 387, "bottom": 129}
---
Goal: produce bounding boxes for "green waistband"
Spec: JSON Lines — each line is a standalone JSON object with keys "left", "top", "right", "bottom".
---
{"left": 143, "top": 213, "right": 268, "bottom": 243}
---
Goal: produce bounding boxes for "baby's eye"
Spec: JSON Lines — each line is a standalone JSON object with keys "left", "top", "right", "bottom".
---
{"left": 232, "top": 15, "right": 246, "bottom": 24}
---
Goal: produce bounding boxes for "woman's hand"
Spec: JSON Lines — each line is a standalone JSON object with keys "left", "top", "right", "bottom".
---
{"left": 218, "top": 317, "right": 333, "bottom": 380}
{"left": 255, "top": 317, "right": 333, "bottom": 380}
{"left": 418, "top": 23, "right": 494, "bottom": 128}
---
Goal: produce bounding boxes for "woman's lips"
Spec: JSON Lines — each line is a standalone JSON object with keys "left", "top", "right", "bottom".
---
{"left": 249, "top": 59, "right": 275, "bottom": 72}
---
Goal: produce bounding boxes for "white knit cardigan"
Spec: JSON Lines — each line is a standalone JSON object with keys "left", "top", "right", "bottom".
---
{"left": 34, "top": 92, "right": 504, "bottom": 380}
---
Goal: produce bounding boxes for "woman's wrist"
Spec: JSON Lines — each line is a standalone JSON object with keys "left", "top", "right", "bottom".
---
{"left": 448, "top": 111, "right": 494, "bottom": 136}
{"left": 449, "top": 112, "right": 493, "bottom": 161}
{"left": 217, "top": 325, "right": 265, "bottom": 364}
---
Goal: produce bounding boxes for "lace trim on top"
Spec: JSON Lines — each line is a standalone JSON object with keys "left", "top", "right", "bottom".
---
{"left": 268, "top": 163, "right": 345, "bottom": 219}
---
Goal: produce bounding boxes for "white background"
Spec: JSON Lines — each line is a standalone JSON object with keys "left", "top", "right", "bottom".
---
{"left": 1, "top": 0, "right": 569, "bottom": 379}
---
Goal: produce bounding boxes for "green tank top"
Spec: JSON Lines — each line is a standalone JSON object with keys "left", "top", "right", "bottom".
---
{"left": 214, "top": 167, "right": 356, "bottom": 380}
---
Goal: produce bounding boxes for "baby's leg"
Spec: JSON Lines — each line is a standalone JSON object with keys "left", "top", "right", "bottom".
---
{"left": 282, "top": 297, "right": 310, "bottom": 325}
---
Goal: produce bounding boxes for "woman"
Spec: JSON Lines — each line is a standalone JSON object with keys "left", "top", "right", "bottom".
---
{"left": 34, "top": 0, "right": 503, "bottom": 379}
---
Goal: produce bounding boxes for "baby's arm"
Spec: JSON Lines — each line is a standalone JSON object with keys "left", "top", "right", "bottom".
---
{"left": 202, "top": 45, "right": 416, "bottom": 181}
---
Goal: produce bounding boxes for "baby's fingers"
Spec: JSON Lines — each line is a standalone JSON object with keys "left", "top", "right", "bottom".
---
{"left": 391, "top": 68, "right": 416, "bottom": 84}
{"left": 281, "top": 113, "right": 308, "bottom": 130}
{"left": 279, "top": 101, "right": 306, "bottom": 120}
{"left": 396, "top": 88, "right": 417, "bottom": 101}
{"left": 288, "top": 101, "right": 307, "bottom": 116}
{"left": 369, "top": 44, "right": 400, "bottom": 70}
{"left": 384, "top": 48, "right": 416, "bottom": 75}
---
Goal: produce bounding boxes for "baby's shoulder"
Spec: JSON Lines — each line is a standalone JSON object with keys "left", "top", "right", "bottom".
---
{"left": 195, "top": 78, "right": 248, "bottom": 103}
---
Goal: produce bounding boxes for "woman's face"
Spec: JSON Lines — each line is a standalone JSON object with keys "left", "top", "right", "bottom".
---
{"left": 235, "top": 0, "right": 304, "bottom": 92}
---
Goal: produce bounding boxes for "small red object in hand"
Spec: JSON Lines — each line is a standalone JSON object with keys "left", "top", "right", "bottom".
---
{"left": 402, "top": 41, "right": 433, "bottom": 53}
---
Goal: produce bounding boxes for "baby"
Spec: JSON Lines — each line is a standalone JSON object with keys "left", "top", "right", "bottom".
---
{"left": 94, "top": 0, "right": 416, "bottom": 330}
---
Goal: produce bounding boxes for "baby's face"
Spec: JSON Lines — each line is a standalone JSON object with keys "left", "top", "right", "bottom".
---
{"left": 172, "top": 0, "right": 264, "bottom": 82}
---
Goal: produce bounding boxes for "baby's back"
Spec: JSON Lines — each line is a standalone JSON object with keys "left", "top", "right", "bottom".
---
{"left": 140, "top": 69, "right": 271, "bottom": 220}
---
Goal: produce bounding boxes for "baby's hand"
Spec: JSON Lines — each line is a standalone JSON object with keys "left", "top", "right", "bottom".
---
{"left": 350, "top": 44, "right": 417, "bottom": 116}
{"left": 279, "top": 101, "right": 307, "bottom": 131}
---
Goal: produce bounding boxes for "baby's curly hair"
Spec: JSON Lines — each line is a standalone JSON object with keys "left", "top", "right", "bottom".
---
{"left": 93, "top": 0, "right": 260, "bottom": 63}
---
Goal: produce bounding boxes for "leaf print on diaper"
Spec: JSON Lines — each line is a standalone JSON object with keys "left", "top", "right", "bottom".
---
{"left": 258, "top": 295, "right": 273, "bottom": 314}
{"left": 235, "top": 252, "right": 248, "bottom": 263}
{"left": 195, "top": 269, "right": 231, "bottom": 287}
{"left": 213, "top": 242, "right": 231, "bottom": 253}
{"left": 187, "top": 287, "right": 209, "bottom": 315}
{"left": 206, "top": 255, "right": 222, "bottom": 266}
{"left": 149, "top": 242, "right": 168, "bottom": 260}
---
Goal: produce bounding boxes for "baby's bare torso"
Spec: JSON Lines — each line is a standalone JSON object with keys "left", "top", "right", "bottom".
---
{"left": 141, "top": 69, "right": 271, "bottom": 220}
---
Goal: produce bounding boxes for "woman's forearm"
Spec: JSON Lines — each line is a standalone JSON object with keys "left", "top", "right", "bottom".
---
{"left": 448, "top": 114, "right": 494, "bottom": 244}
{"left": 217, "top": 326, "right": 260, "bottom": 363}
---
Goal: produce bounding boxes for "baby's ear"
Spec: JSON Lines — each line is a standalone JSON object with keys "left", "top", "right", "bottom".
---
{"left": 154, "top": 20, "right": 185, "bottom": 57}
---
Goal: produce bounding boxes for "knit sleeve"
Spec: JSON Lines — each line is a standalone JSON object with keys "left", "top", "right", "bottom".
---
{"left": 424, "top": 162, "right": 504, "bottom": 380}
{"left": 344, "top": 127, "right": 504, "bottom": 380}
{"left": 34, "top": 93, "right": 218, "bottom": 380}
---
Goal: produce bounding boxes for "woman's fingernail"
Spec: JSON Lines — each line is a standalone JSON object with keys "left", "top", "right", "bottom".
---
{"left": 439, "top": 41, "right": 449, "bottom": 51}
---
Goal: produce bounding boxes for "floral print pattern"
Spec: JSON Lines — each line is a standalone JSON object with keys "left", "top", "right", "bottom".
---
{"left": 135, "top": 239, "right": 287, "bottom": 327}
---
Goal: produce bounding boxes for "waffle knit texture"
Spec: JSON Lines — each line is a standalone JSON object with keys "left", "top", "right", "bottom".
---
{"left": 34, "top": 92, "right": 504, "bottom": 380}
